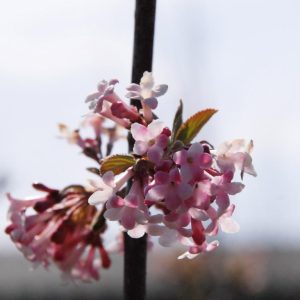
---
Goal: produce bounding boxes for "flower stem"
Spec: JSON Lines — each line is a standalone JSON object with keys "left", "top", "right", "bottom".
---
{"left": 124, "top": 1, "right": 156, "bottom": 300}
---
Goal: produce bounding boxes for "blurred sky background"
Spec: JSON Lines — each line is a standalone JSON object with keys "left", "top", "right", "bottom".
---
{"left": 0, "top": 0, "right": 300, "bottom": 256}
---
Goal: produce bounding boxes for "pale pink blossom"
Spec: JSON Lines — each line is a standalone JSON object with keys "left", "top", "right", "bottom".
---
{"left": 100, "top": 100, "right": 131, "bottom": 129}
{"left": 173, "top": 143, "right": 213, "bottom": 183}
{"left": 131, "top": 120, "right": 168, "bottom": 163}
{"left": 85, "top": 79, "right": 120, "bottom": 112}
{"left": 104, "top": 180, "right": 149, "bottom": 230}
{"left": 145, "top": 168, "right": 193, "bottom": 210}
{"left": 126, "top": 72, "right": 168, "bottom": 121}
{"left": 210, "top": 171, "right": 245, "bottom": 212}
{"left": 178, "top": 240, "right": 220, "bottom": 260}
{"left": 88, "top": 170, "right": 132, "bottom": 206}
{"left": 6, "top": 184, "right": 112, "bottom": 282}
{"left": 215, "top": 139, "right": 257, "bottom": 178}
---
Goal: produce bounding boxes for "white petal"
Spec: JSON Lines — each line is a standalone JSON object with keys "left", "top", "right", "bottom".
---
{"left": 206, "top": 240, "right": 220, "bottom": 252}
{"left": 219, "top": 217, "right": 240, "bottom": 233}
{"left": 88, "top": 189, "right": 114, "bottom": 206}
{"left": 147, "top": 120, "right": 165, "bottom": 139}
{"left": 128, "top": 225, "right": 146, "bottom": 238}
{"left": 102, "top": 171, "right": 116, "bottom": 188}
{"left": 140, "top": 71, "right": 154, "bottom": 89}
{"left": 178, "top": 251, "right": 198, "bottom": 260}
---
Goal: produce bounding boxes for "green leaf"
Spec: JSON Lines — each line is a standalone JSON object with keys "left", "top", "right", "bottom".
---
{"left": 175, "top": 108, "right": 218, "bottom": 144}
{"left": 171, "top": 100, "right": 183, "bottom": 142}
{"left": 100, "top": 154, "right": 136, "bottom": 175}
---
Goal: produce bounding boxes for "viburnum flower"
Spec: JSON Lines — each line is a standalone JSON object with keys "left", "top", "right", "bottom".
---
{"left": 145, "top": 168, "right": 193, "bottom": 210}
{"left": 131, "top": 120, "right": 168, "bottom": 163}
{"left": 85, "top": 79, "right": 120, "bottom": 112}
{"left": 173, "top": 142, "right": 213, "bottom": 183}
{"left": 6, "top": 72, "right": 257, "bottom": 282}
{"left": 88, "top": 170, "right": 133, "bottom": 206}
{"left": 6, "top": 184, "right": 111, "bottom": 282}
{"left": 126, "top": 71, "right": 168, "bottom": 122}
{"left": 214, "top": 139, "right": 257, "bottom": 178}
{"left": 104, "top": 180, "right": 149, "bottom": 230}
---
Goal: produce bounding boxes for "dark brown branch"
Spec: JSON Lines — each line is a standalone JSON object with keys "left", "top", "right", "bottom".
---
{"left": 124, "top": 1, "right": 156, "bottom": 300}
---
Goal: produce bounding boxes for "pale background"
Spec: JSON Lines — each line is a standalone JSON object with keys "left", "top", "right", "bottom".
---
{"left": 0, "top": 1, "right": 299, "bottom": 296}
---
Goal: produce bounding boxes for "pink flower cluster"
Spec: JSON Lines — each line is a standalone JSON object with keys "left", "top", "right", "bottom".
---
{"left": 6, "top": 72, "right": 256, "bottom": 282}
{"left": 90, "top": 129, "right": 256, "bottom": 259}
{"left": 5, "top": 183, "right": 112, "bottom": 282}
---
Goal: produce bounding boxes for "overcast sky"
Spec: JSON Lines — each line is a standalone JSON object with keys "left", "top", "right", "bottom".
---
{"left": 1, "top": 0, "right": 300, "bottom": 253}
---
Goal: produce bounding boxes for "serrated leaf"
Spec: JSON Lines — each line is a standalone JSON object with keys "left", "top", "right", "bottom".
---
{"left": 175, "top": 108, "right": 217, "bottom": 144}
{"left": 171, "top": 100, "right": 183, "bottom": 142}
{"left": 100, "top": 155, "right": 136, "bottom": 175}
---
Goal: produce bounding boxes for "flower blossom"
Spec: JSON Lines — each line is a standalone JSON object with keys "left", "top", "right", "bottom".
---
{"left": 104, "top": 180, "right": 149, "bottom": 230}
{"left": 85, "top": 79, "right": 120, "bottom": 112}
{"left": 88, "top": 170, "right": 132, "bottom": 206}
{"left": 215, "top": 139, "right": 257, "bottom": 178}
{"left": 7, "top": 73, "right": 257, "bottom": 282}
{"left": 131, "top": 120, "right": 168, "bottom": 163}
{"left": 6, "top": 184, "right": 111, "bottom": 282}
{"left": 126, "top": 71, "right": 168, "bottom": 122}
{"left": 173, "top": 142, "right": 213, "bottom": 183}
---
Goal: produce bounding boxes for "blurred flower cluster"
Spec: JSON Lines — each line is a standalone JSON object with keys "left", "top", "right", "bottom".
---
{"left": 6, "top": 72, "right": 256, "bottom": 282}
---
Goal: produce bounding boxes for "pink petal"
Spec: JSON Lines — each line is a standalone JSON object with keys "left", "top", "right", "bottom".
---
{"left": 144, "top": 97, "right": 158, "bottom": 109}
{"left": 225, "top": 182, "right": 245, "bottom": 195}
{"left": 146, "top": 185, "right": 167, "bottom": 201}
{"left": 147, "top": 145, "right": 163, "bottom": 164}
{"left": 125, "top": 91, "right": 141, "bottom": 99}
{"left": 153, "top": 84, "right": 168, "bottom": 97}
{"left": 133, "top": 141, "right": 149, "bottom": 155}
{"left": 199, "top": 153, "right": 212, "bottom": 168}
{"left": 127, "top": 83, "right": 141, "bottom": 92}
{"left": 120, "top": 207, "right": 136, "bottom": 230}
{"left": 216, "top": 192, "right": 230, "bottom": 210}
{"left": 131, "top": 123, "right": 149, "bottom": 142}
{"left": 104, "top": 207, "right": 122, "bottom": 220}
{"left": 85, "top": 92, "right": 101, "bottom": 103}
{"left": 102, "top": 171, "right": 116, "bottom": 188}
{"left": 173, "top": 149, "right": 188, "bottom": 165}
{"left": 189, "top": 208, "right": 209, "bottom": 221}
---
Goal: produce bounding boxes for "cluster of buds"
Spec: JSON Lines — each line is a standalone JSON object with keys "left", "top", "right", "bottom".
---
{"left": 6, "top": 72, "right": 256, "bottom": 282}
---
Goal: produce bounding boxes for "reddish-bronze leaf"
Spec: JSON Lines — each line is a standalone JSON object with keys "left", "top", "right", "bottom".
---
{"left": 175, "top": 108, "right": 217, "bottom": 144}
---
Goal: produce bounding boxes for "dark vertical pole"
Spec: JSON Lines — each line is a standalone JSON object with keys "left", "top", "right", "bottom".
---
{"left": 124, "top": 1, "right": 156, "bottom": 300}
